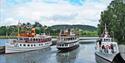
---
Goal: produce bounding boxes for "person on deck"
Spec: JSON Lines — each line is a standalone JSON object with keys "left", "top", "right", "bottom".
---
{"left": 99, "top": 39, "right": 102, "bottom": 47}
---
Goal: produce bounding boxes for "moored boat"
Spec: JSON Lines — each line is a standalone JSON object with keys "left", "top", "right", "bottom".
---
{"left": 5, "top": 25, "right": 52, "bottom": 53}
{"left": 56, "top": 29, "right": 79, "bottom": 51}
{"left": 95, "top": 24, "right": 120, "bottom": 63}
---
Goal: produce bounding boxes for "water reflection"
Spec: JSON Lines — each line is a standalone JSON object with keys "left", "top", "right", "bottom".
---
{"left": 0, "top": 48, "right": 51, "bottom": 63}
{"left": 0, "top": 40, "right": 97, "bottom": 63}
{"left": 56, "top": 48, "right": 79, "bottom": 63}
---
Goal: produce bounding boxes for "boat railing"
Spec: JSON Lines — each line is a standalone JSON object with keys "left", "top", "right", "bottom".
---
{"left": 97, "top": 42, "right": 119, "bottom": 54}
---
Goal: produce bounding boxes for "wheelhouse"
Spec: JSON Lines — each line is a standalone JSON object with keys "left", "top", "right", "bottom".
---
{"left": 101, "top": 37, "right": 112, "bottom": 42}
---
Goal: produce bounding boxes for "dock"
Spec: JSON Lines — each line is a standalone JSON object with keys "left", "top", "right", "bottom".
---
{"left": 52, "top": 37, "right": 98, "bottom": 45}
{"left": 79, "top": 37, "right": 98, "bottom": 43}
{"left": 0, "top": 46, "right": 5, "bottom": 54}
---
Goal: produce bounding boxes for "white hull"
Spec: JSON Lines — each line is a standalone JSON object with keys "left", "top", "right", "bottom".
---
{"left": 5, "top": 42, "right": 52, "bottom": 53}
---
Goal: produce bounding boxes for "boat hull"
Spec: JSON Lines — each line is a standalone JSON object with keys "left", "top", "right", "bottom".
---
{"left": 5, "top": 46, "right": 50, "bottom": 53}
{"left": 5, "top": 42, "right": 52, "bottom": 53}
{"left": 95, "top": 52, "right": 112, "bottom": 63}
{"left": 57, "top": 44, "right": 79, "bottom": 52}
{"left": 95, "top": 52, "right": 125, "bottom": 63}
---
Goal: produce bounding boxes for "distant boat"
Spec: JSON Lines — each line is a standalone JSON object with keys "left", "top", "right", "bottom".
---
{"left": 56, "top": 29, "right": 79, "bottom": 51}
{"left": 95, "top": 24, "right": 124, "bottom": 63}
{"left": 5, "top": 23, "right": 52, "bottom": 53}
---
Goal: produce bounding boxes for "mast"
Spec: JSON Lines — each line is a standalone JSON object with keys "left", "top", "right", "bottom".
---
{"left": 104, "top": 24, "right": 110, "bottom": 38}
{"left": 17, "top": 20, "right": 21, "bottom": 37}
{"left": 104, "top": 24, "right": 108, "bottom": 33}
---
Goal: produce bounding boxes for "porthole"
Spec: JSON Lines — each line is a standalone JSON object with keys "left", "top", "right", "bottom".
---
{"left": 31, "top": 44, "right": 33, "bottom": 46}
{"left": 27, "top": 44, "right": 30, "bottom": 46}
{"left": 20, "top": 44, "right": 22, "bottom": 46}
{"left": 23, "top": 44, "right": 26, "bottom": 46}
{"left": 34, "top": 44, "right": 35, "bottom": 46}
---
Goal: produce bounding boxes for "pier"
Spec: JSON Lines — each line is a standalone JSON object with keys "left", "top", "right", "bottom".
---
{"left": 52, "top": 37, "right": 98, "bottom": 45}
{"left": 0, "top": 46, "right": 5, "bottom": 54}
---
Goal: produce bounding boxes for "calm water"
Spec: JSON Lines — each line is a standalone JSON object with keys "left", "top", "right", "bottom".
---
{"left": 0, "top": 39, "right": 96, "bottom": 63}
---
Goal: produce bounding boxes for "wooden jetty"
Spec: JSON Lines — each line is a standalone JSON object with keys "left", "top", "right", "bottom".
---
{"left": 0, "top": 46, "right": 5, "bottom": 54}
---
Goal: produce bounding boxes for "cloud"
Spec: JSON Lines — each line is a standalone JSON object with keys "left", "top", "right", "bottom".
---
{"left": 0, "top": 0, "right": 112, "bottom": 26}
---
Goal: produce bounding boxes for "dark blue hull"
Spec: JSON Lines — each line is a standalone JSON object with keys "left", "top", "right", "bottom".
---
{"left": 57, "top": 45, "right": 79, "bottom": 52}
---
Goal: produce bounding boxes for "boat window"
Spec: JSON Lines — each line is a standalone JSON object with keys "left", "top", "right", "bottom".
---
{"left": 67, "top": 38, "right": 69, "bottom": 40}
{"left": 36, "top": 39, "right": 38, "bottom": 41}
{"left": 31, "top": 44, "right": 33, "bottom": 46}
{"left": 20, "top": 44, "right": 22, "bottom": 46}
{"left": 23, "top": 44, "right": 26, "bottom": 46}
{"left": 33, "top": 38, "right": 35, "bottom": 41}
{"left": 24, "top": 38, "right": 29, "bottom": 41}
{"left": 39, "top": 44, "right": 41, "bottom": 46}
{"left": 27, "top": 44, "right": 30, "bottom": 46}
{"left": 104, "top": 39, "right": 111, "bottom": 42}
{"left": 30, "top": 38, "right": 32, "bottom": 41}
{"left": 34, "top": 44, "right": 36, "bottom": 46}
{"left": 64, "top": 38, "right": 66, "bottom": 41}
{"left": 13, "top": 40, "right": 16, "bottom": 42}
{"left": 65, "top": 44, "right": 68, "bottom": 46}
{"left": 61, "top": 44, "right": 62, "bottom": 46}
{"left": 62, "top": 44, "right": 64, "bottom": 46}
{"left": 68, "top": 38, "right": 70, "bottom": 40}
{"left": 70, "top": 38, "right": 72, "bottom": 40}
{"left": 20, "top": 38, "right": 23, "bottom": 40}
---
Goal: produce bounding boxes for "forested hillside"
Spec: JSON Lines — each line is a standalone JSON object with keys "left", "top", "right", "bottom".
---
{"left": 98, "top": 0, "right": 125, "bottom": 43}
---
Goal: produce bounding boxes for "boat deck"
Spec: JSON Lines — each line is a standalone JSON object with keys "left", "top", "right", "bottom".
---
{"left": 95, "top": 51, "right": 118, "bottom": 62}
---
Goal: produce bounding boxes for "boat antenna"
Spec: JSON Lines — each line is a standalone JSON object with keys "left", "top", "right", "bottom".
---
{"left": 104, "top": 24, "right": 110, "bottom": 38}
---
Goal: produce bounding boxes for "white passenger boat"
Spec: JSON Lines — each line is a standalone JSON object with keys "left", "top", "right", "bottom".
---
{"left": 56, "top": 29, "right": 79, "bottom": 51}
{"left": 5, "top": 27, "right": 52, "bottom": 53}
{"left": 95, "top": 24, "right": 120, "bottom": 63}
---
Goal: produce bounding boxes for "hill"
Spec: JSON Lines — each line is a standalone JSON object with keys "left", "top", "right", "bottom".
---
{"left": 50, "top": 24, "right": 97, "bottom": 31}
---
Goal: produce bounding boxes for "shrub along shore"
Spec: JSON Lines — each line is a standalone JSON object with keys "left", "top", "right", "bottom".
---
{"left": 0, "top": 36, "right": 58, "bottom": 39}
{"left": 0, "top": 36, "right": 17, "bottom": 39}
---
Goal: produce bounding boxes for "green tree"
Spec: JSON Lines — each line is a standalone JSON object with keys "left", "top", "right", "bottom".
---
{"left": 98, "top": 0, "right": 125, "bottom": 43}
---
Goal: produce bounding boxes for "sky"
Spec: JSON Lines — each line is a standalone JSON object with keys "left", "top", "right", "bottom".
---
{"left": 0, "top": 0, "right": 112, "bottom": 27}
